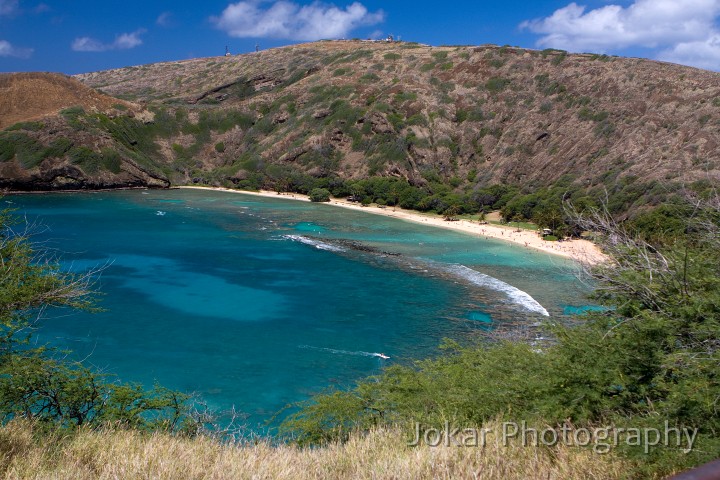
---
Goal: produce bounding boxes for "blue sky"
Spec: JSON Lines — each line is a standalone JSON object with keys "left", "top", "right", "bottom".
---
{"left": 1, "top": 0, "right": 720, "bottom": 74}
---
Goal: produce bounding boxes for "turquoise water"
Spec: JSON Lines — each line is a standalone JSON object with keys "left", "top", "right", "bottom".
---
{"left": 7, "top": 189, "right": 589, "bottom": 430}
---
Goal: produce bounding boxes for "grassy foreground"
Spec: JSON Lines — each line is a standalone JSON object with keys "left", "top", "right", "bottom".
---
{"left": 0, "top": 420, "right": 632, "bottom": 479}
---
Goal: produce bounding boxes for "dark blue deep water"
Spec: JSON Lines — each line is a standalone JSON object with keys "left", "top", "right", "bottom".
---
{"left": 8, "top": 189, "right": 589, "bottom": 429}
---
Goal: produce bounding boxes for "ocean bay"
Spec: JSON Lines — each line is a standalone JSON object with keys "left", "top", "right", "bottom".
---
{"left": 8, "top": 189, "right": 588, "bottom": 429}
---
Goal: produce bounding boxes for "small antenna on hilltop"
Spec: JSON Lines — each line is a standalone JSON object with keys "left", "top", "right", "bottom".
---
{"left": 255, "top": 43, "right": 259, "bottom": 52}
{"left": 225, "top": 46, "right": 231, "bottom": 57}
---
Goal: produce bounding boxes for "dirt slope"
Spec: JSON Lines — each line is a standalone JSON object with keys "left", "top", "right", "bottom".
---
{"left": 76, "top": 41, "right": 720, "bottom": 188}
{"left": 0, "top": 72, "right": 132, "bottom": 129}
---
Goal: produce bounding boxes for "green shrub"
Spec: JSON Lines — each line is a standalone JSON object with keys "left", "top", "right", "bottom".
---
{"left": 0, "top": 133, "right": 44, "bottom": 168}
{"left": 406, "top": 113, "right": 427, "bottom": 126}
{"left": 69, "top": 146, "right": 102, "bottom": 173}
{"left": 485, "top": 77, "right": 510, "bottom": 93}
{"left": 60, "top": 106, "right": 85, "bottom": 117}
{"left": 335, "top": 50, "right": 372, "bottom": 64}
{"left": 431, "top": 51, "right": 448, "bottom": 60}
{"left": 385, "top": 112, "right": 405, "bottom": 130}
{"left": 551, "top": 52, "right": 567, "bottom": 65}
{"left": 231, "top": 79, "right": 256, "bottom": 100}
{"left": 309, "top": 188, "right": 331, "bottom": 202}
{"left": 394, "top": 91, "right": 417, "bottom": 103}
{"left": 578, "top": 107, "right": 609, "bottom": 122}
{"left": 535, "top": 74, "right": 566, "bottom": 96}
{"left": 360, "top": 73, "right": 380, "bottom": 83}
{"left": 5, "top": 121, "right": 44, "bottom": 132}
{"left": 100, "top": 148, "right": 123, "bottom": 173}
{"left": 594, "top": 120, "right": 615, "bottom": 138}
{"left": 0, "top": 137, "right": 16, "bottom": 162}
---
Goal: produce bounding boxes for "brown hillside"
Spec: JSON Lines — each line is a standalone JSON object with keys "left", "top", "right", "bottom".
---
{"left": 75, "top": 41, "right": 720, "bottom": 188}
{"left": 0, "top": 72, "right": 132, "bottom": 129}
{"left": 0, "top": 73, "right": 168, "bottom": 191}
{"left": 4, "top": 41, "right": 719, "bottom": 195}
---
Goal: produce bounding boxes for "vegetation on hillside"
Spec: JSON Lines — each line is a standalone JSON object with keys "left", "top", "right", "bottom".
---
{"left": 3, "top": 41, "right": 720, "bottom": 217}
{"left": 6, "top": 95, "right": 700, "bottom": 234}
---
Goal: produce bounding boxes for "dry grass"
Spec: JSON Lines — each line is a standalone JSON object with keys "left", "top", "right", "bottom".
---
{"left": 0, "top": 420, "right": 631, "bottom": 479}
{"left": 0, "top": 72, "right": 132, "bottom": 129}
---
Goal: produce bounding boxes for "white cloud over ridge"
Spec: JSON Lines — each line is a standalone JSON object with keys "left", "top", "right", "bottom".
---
{"left": 212, "top": 1, "right": 384, "bottom": 41}
{"left": 0, "top": 39, "right": 32, "bottom": 58}
{"left": 658, "top": 34, "right": 720, "bottom": 70}
{"left": 72, "top": 29, "right": 146, "bottom": 52}
{"left": 522, "top": 0, "right": 720, "bottom": 70}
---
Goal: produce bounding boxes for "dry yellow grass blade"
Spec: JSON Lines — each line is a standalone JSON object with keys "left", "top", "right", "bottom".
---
{"left": 0, "top": 420, "right": 631, "bottom": 479}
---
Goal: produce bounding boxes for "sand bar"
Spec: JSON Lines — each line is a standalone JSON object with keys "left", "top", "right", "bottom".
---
{"left": 179, "top": 186, "right": 608, "bottom": 265}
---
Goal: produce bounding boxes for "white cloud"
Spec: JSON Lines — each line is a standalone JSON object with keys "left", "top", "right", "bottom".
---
{"left": 33, "top": 3, "right": 50, "bottom": 14}
{"left": 658, "top": 34, "right": 720, "bottom": 70}
{"left": 521, "top": 0, "right": 720, "bottom": 70}
{"left": 0, "top": 39, "right": 33, "bottom": 58}
{"left": 72, "top": 29, "right": 146, "bottom": 52}
{"left": 212, "top": 1, "right": 385, "bottom": 41}
{"left": 114, "top": 31, "right": 144, "bottom": 49}
{"left": 0, "top": 0, "right": 18, "bottom": 16}
{"left": 71, "top": 37, "right": 104, "bottom": 52}
{"left": 522, "top": 0, "right": 720, "bottom": 51}
{"left": 156, "top": 11, "right": 172, "bottom": 27}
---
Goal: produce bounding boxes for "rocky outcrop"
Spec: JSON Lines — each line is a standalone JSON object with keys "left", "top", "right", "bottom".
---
{"left": 0, "top": 157, "right": 169, "bottom": 191}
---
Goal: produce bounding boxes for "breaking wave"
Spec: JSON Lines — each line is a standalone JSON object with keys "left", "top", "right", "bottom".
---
{"left": 283, "top": 235, "right": 345, "bottom": 252}
{"left": 442, "top": 264, "right": 549, "bottom": 316}
{"left": 281, "top": 235, "right": 547, "bottom": 316}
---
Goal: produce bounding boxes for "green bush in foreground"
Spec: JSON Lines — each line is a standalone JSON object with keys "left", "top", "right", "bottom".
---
{"left": 281, "top": 197, "right": 720, "bottom": 477}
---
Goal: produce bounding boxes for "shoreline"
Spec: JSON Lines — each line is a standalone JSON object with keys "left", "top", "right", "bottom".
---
{"left": 179, "top": 186, "right": 607, "bottom": 265}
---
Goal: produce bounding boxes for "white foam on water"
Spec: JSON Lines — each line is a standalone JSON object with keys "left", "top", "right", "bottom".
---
{"left": 283, "top": 235, "right": 345, "bottom": 252}
{"left": 298, "top": 345, "right": 388, "bottom": 358}
{"left": 443, "top": 264, "right": 549, "bottom": 316}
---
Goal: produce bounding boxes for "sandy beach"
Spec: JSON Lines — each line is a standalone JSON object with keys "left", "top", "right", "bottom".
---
{"left": 180, "top": 186, "right": 608, "bottom": 265}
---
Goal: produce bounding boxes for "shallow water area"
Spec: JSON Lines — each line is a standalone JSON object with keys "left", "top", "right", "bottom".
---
{"left": 8, "top": 189, "right": 591, "bottom": 430}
